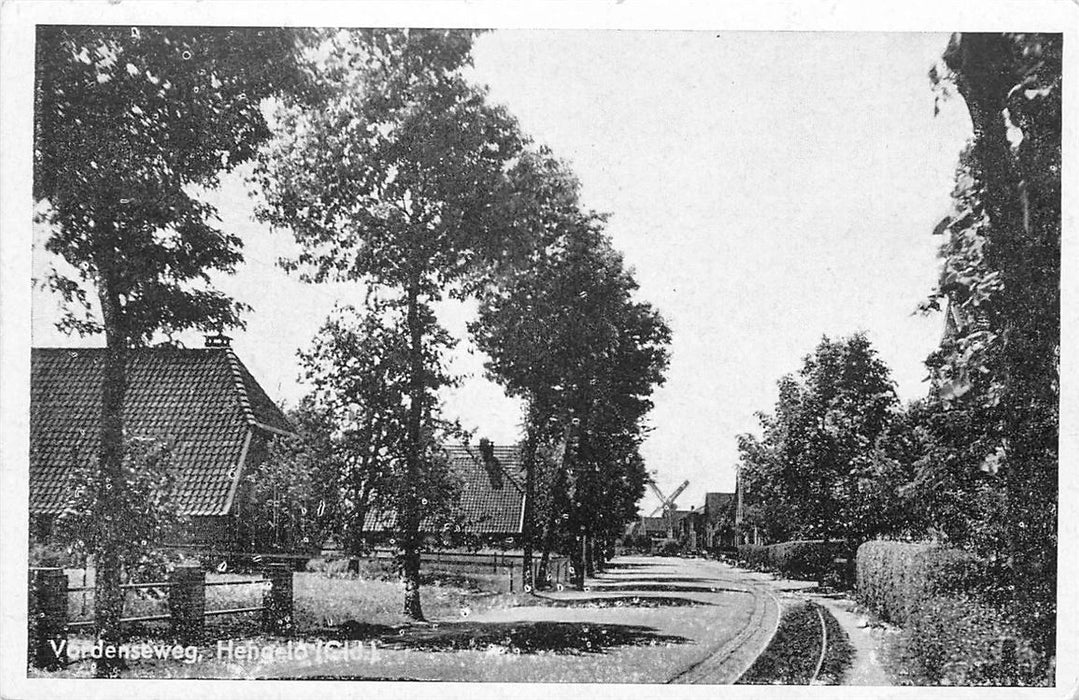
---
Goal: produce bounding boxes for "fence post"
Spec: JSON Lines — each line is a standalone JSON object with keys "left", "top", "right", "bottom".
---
{"left": 29, "top": 568, "right": 68, "bottom": 669}
{"left": 263, "top": 563, "right": 293, "bottom": 634}
{"left": 169, "top": 563, "right": 205, "bottom": 644}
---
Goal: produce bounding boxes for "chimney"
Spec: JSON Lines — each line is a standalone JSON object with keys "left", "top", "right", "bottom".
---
{"left": 204, "top": 332, "right": 232, "bottom": 348}
{"left": 476, "top": 438, "right": 502, "bottom": 489}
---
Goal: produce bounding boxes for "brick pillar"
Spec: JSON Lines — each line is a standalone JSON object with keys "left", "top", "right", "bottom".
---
{"left": 169, "top": 563, "right": 205, "bottom": 644}
{"left": 29, "top": 568, "right": 68, "bottom": 669}
{"left": 262, "top": 563, "right": 292, "bottom": 634}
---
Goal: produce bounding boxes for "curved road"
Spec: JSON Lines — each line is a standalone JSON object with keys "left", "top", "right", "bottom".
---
{"left": 571, "top": 555, "right": 782, "bottom": 684}
{"left": 206, "top": 555, "right": 781, "bottom": 682}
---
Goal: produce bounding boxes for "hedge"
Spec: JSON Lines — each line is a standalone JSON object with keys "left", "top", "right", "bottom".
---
{"left": 735, "top": 543, "right": 769, "bottom": 570}
{"left": 734, "top": 540, "right": 853, "bottom": 583}
{"left": 895, "top": 593, "right": 1052, "bottom": 686}
{"left": 855, "top": 540, "right": 985, "bottom": 627}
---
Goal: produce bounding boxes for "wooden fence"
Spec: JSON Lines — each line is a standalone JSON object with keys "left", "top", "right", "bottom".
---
{"left": 206, "top": 548, "right": 573, "bottom": 591}
{"left": 27, "top": 563, "right": 292, "bottom": 670}
{"left": 359, "top": 549, "right": 572, "bottom": 591}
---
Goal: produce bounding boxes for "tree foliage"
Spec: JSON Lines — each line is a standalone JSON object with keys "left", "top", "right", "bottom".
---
{"left": 254, "top": 29, "right": 526, "bottom": 618}
{"left": 296, "top": 303, "right": 463, "bottom": 554}
{"left": 235, "top": 404, "right": 339, "bottom": 554}
{"left": 52, "top": 436, "right": 187, "bottom": 580}
{"left": 737, "top": 334, "right": 898, "bottom": 545}
{"left": 918, "top": 33, "right": 1060, "bottom": 654}
{"left": 33, "top": 26, "right": 312, "bottom": 672}
{"left": 471, "top": 151, "right": 670, "bottom": 587}
{"left": 35, "top": 26, "right": 312, "bottom": 341}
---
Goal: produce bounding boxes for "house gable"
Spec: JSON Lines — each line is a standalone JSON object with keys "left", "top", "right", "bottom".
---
{"left": 29, "top": 347, "right": 294, "bottom": 519}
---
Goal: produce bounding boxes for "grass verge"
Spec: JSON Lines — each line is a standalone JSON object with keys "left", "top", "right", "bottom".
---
{"left": 736, "top": 599, "right": 853, "bottom": 685}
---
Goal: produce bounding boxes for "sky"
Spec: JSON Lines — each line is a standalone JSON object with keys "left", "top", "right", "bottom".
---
{"left": 31, "top": 30, "right": 974, "bottom": 515}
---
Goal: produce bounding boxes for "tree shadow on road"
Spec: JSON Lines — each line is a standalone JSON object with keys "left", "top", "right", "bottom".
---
{"left": 367, "top": 621, "right": 692, "bottom": 654}
{"left": 594, "top": 576, "right": 723, "bottom": 585}
{"left": 534, "top": 595, "right": 716, "bottom": 608}
{"left": 588, "top": 582, "right": 750, "bottom": 595}
{"left": 599, "top": 562, "right": 656, "bottom": 570}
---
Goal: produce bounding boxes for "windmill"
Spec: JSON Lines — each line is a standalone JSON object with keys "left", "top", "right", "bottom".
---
{"left": 647, "top": 477, "right": 689, "bottom": 538}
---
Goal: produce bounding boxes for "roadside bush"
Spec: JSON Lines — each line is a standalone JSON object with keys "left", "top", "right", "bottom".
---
{"left": 735, "top": 543, "right": 769, "bottom": 570}
{"left": 893, "top": 593, "right": 1052, "bottom": 686}
{"left": 734, "top": 540, "right": 854, "bottom": 584}
{"left": 657, "top": 540, "right": 682, "bottom": 557}
{"left": 768, "top": 540, "right": 853, "bottom": 582}
{"left": 856, "top": 540, "right": 985, "bottom": 626}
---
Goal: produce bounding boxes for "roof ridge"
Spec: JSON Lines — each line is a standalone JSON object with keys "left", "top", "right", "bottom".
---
{"left": 31, "top": 346, "right": 224, "bottom": 354}
{"left": 222, "top": 348, "right": 257, "bottom": 427}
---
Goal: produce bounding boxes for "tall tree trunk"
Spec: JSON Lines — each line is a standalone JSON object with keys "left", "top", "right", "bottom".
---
{"left": 594, "top": 537, "right": 607, "bottom": 572}
{"left": 520, "top": 404, "right": 541, "bottom": 593}
{"left": 536, "top": 416, "right": 575, "bottom": 589}
{"left": 535, "top": 510, "right": 556, "bottom": 589}
{"left": 570, "top": 531, "right": 585, "bottom": 590}
{"left": 400, "top": 283, "right": 425, "bottom": 620}
{"left": 584, "top": 530, "right": 595, "bottom": 577}
{"left": 94, "top": 283, "right": 127, "bottom": 677}
{"left": 535, "top": 470, "right": 562, "bottom": 589}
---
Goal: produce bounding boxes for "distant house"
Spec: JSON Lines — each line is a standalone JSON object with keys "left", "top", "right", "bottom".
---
{"left": 363, "top": 443, "right": 528, "bottom": 544}
{"left": 690, "top": 492, "right": 737, "bottom": 551}
{"left": 625, "top": 491, "right": 737, "bottom": 553}
{"left": 735, "top": 465, "right": 761, "bottom": 545}
{"left": 29, "top": 340, "right": 295, "bottom": 549}
{"left": 627, "top": 510, "right": 694, "bottom": 545}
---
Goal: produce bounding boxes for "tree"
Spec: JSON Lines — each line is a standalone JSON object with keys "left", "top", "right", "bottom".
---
{"left": 53, "top": 436, "right": 186, "bottom": 581}
{"left": 254, "top": 29, "right": 525, "bottom": 619}
{"left": 471, "top": 157, "right": 670, "bottom": 587}
{"left": 33, "top": 26, "right": 311, "bottom": 674}
{"left": 737, "top": 334, "right": 898, "bottom": 545}
{"left": 297, "top": 303, "right": 461, "bottom": 556}
{"left": 237, "top": 430, "right": 327, "bottom": 555}
{"left": 923, "top": 33, "right": 1060, "bottom": 653}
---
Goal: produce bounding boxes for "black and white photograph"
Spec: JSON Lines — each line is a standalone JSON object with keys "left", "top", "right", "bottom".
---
{"left": 0, "top": 1, "right": 1074, "bottom": 695}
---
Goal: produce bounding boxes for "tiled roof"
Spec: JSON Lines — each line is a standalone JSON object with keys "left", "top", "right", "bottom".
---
{"left": 30, "top": 347, "right": 294, "bottom": 517}
{"left": 704, "top": 492, "right": 736, "bottom": 519}
{"left": 365, "top": 443, "right": 526, "bottom": 535}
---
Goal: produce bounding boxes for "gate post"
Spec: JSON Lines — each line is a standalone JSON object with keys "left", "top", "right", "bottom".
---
{"left": 29, "top": 568, "right": 68, "bottom": 669}
{"left": 169, "top": 563, "right": 205, "bottom": 644}
{"left": 262, "top": 563, "right": 293, "bottom": 634}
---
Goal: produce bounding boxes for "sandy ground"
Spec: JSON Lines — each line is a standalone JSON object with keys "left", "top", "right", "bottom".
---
{"left": 809, "top": 593, "right": 894, "bottom": 685}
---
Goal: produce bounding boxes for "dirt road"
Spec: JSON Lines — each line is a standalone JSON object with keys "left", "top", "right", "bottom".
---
{"left": 222, "top": 555, "right": 782, "bottom": 682}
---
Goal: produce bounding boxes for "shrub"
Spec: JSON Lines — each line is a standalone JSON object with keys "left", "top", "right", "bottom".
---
{"left": 893, "top": 593, "right": 1052, "bottom": 686}
{"left": 856, "top": 540, "right": 985, "bottom": 627}
{"left": 735, "top": 543, "right": 769, "bottom": 570}
{"left": 657, "top": 540, "right": 682, "bottom": 557}
{"left": 768, "top": 540, "right": 853, "bottom": 582}
{"left": 734, "top": 540, "right": 854, "bottom": 584}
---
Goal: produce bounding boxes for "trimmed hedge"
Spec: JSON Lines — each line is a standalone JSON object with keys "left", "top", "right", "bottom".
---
{"left": 735, "top": 540, "right": 853, "bottom": 584}
{"left": 857, "top": 540, "right": 1053, "bottom": 687}
{"left": 769, "top": 540, "right": 852, "bottom": 581}
{"left": 855, "top": 540, "right": 985, "bottom": 627}
{"left": 894, "top": 593, "right": 1052, "bottom": 686}
{"left": 735, "top": 543, "right": 769, "bottom": 570}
